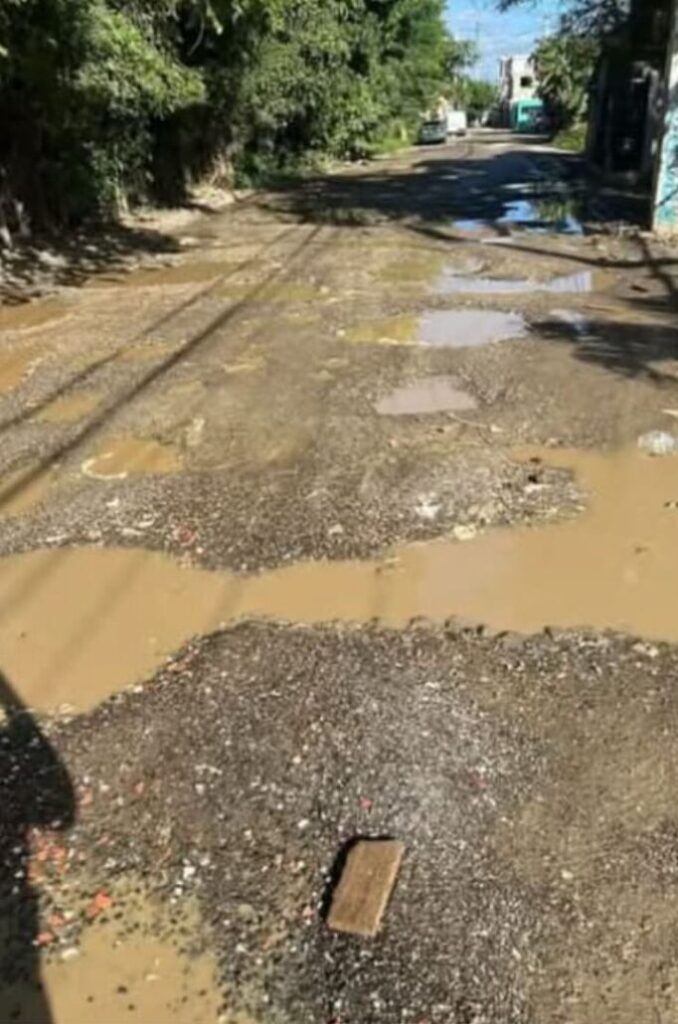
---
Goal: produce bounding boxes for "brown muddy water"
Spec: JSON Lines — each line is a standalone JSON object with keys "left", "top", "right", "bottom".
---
{"left": 0, "top": 348, "right": 41, "bottom": 393}
{"left": 82, "top": 437, "right": 182, "bottom": 479}
{"left": 0, "top": 300, "right": 67, "bottom": 332}
{"left": 375, "top": 377, "right": 477, "bottom": 415}
{"left": 0, "top": 466, "right": 55, "bottom": 518}
{"left": 3, "top": 447, "right": 678, "bottom": 712}
{"left": 3, "top": 883, "right": 223, "bottom": 1024}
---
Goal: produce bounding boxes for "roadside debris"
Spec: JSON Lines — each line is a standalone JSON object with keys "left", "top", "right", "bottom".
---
{"left": 327, "top": 839, "right": 405, "bottom": 938}
{"left": 637, "top": 430, "right": 678, "bottom": 456}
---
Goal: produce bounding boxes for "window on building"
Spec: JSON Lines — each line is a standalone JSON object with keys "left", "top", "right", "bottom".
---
{"left": 520, "top": 75, "right": 533, "bottom": 88}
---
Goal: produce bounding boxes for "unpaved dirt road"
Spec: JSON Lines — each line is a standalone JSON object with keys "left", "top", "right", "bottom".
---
{"left": 2, "top": 133, "right": 678, "bottom": 1023}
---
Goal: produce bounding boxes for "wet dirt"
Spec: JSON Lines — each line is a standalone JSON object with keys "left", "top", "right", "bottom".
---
{"left": 0, "top": 348, "right": 41, "bottom": 393}
{"left": 36, "top": 392, "right": 102, "bottom": 425}
{"left": 419, "top": 309, "right": 528, "bottom": 347}
{"left": 82, "top": 437, "right": 183, "bottom": 479}
{"left": 3, "top": 882, "right": 223, "bottom": 1024}
{"left": 0, "top": 300, "right": 68, "bottom": 332}
{"left": 0, "top": 466, "right": 55, "bottom": 518}
{"left": 375, "top": 376, "right": 478, "bottom": 415}
{"left": 217, "top": 282, "right": 319, "bottom": 303}
{"left": 117, "top": 341, "right": 179, "bottom": 363}
{"left": 5, "top": 446, "right": 678, "bottom": 711}
{"left": 91, "top": 261, "right": 233, "bottom": 288}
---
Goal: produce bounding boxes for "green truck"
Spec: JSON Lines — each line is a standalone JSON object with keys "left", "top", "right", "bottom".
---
{"left": 510, "top": 98, "right": 545, "bottom": 133}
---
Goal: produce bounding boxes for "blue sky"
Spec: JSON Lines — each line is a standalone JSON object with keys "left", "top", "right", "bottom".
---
{"left": 445, "top": 1, "right": 562, "bottom": 81}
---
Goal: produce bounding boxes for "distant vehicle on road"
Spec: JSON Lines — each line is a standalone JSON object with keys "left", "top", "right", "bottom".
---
{"left": 446, "top": 109, "right": 468, "bottom": 137}
{"left": 511, "top": 97, "right": 545, "bottom": 133}
{"left": 418, "top": 118, "right": 448, "bottom": 145}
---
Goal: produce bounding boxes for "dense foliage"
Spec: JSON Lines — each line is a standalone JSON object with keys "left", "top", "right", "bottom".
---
{"left": 532, "top": 33, "right": 599, "bottom": 130}
{"left": 0, "top": 0, "right": 466, "bottom": 231}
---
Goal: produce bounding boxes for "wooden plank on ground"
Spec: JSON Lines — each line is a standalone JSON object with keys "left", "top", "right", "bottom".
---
{"left": 326, "top": 839, "right": 404, "bottom": 938}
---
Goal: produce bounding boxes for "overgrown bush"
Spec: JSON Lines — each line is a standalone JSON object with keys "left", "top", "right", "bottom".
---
{"left": 0, "top": 0, "right": 466, "bottom": 233}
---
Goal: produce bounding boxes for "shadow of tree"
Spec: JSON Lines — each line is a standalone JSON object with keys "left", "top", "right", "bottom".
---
{"left": 256, "top": 141, "right": 649, "bottom": 232}
{"left": 534, "top": 313, "right": 678, "bottom": 383}
{"left": 0, "top": 674, "right": 74, "bottom": 1024}
{"left": 0, "top": 222, "right": 182, "bottom": 302}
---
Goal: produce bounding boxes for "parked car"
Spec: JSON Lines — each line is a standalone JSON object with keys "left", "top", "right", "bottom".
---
{"left": 446, "top": 109, "right": 468, "bottom": 137}
{"left": 418, "top": 118, "right": 447, "bottom": 145}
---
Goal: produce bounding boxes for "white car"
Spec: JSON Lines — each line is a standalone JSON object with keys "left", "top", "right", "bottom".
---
{"left": 419, "top": 119, "right": 447, "bottom": 145}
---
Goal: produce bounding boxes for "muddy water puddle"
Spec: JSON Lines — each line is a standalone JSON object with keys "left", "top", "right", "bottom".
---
{"left": 452, "top": 199, "right": 584, "bottom": 237}
{"left": 82, "top": 437, "right": 182, "bottom": 479}
{"left": 4, "top": 447, "right": 678, "bottom": 712}
{"left": 438, "top": 270, "right": 594, "bottom": 296}
{"left": 36, "top": 391, "right": 102, "bottom": 424}
{"left": 0, "top": 300, "right": 68, "bottom": 332}
{"left": 0, "top": 348, "right": 41, "bottom": 393}
{"left": 375, "top": 376, "right": 477, "bottom": 415}
{"left": 3, "top": 882, "right": 223, "bottom": 1024}
{"left": 347, "top": 310, "right": 528, "bottom": 348}
{"left": 0, "top": 465, "right": 55, "bottom": 518}
{"left": 420, "top": 309, "right": 528, "bottom": 347}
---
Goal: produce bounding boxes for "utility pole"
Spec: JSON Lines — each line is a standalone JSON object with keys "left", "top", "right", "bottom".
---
{"left": 653, "top": 0, "right": 678, "bottom": 233}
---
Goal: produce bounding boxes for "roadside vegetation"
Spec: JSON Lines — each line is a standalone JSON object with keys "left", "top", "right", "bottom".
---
{"left": 502, "top": 0, "right": 619, "bottom": 147}
{"left": 0, "top": 0, "right": 474, "bottom": 237}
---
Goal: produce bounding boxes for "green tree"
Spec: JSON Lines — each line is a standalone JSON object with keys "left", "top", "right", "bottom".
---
{"left": 532, "top": 32, "right": 599, "bottom": 129}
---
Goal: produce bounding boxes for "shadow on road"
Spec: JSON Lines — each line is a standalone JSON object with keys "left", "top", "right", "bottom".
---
{"left": 0, "top": 674, "right": 75, "bottom": 1024}
{"left": 258, "top": 141, "right": 649, "bottom": 232}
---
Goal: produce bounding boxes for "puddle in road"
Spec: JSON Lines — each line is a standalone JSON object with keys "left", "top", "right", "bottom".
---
{"left": 3, "top": 883, "right": 222, "bottom": 1024}
{"left": 438, "top": 270, "right": 594, "bottom": 296}
{"left": 419, "top": 309, "right": 528, "bottom": 347}
{"left": 82, "top": 437, "right": 182, "bottom": 479}
{"left": 347, "top": 310, "right": 527, "bottom": 348}
{"left": 452, "top": 199, "right": 584, "bottom": 237}
{"left": 375, "top": 376, "right": 477, "bottom": 415}
{"left": 5, "top": 446, "right": 678, "bottom": 712}
{"left": 0, "top": 465, "right": 55, "bottom": 518}
{"left": 36, "top": 391, "right": 102, "bottom": 425}
{"left": 0, "top": 348, "right": 41, "bottom": 393}
{"left": 499, "top": 198, "right": 584, "bottom": 235}
{"left": 0, "top": 300, "right": 67, "bottom": 332}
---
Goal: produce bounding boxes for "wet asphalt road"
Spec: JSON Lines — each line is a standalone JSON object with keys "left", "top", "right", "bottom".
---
{"left": 2, "top": 133, "right": 678, "bottom": 1023}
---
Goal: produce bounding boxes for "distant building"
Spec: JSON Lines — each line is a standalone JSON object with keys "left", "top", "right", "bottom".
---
{"left": 498, "top": 56, "right": 538, "bottom": 127}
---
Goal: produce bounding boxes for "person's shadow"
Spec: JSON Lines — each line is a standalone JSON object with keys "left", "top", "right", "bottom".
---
{"left": 0, "top": 673, "right": 75, "bottom": 1023}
